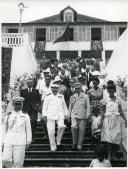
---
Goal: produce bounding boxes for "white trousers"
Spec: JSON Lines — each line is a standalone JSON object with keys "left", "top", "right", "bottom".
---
{"left": 2, "top": 145, "right": 26, "bottom": 168}
{"left": 47, "top": 119, "right": 66, "bottom": 151}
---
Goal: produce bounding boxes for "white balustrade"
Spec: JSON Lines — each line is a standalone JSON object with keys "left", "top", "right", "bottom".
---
{"left": 2, "top": 33, "right": 25, "bottom": 47}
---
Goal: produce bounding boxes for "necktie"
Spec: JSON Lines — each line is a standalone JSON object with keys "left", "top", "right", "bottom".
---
{"left": 29, "top": 88, "right": 31, "bottom": 93}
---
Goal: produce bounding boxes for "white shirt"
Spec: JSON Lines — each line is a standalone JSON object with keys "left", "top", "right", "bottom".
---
{"left": 42, "top": 93, "right": 69, "bottom": 120}
{"left": 40, "top": 85, "right": 52, "bottom": 100}
{"left": 90, "top": 159, "right": 111, "bottom": 167}
{"left": 2, "top": 111, "right": 32, "bottom": 145}
{"left": 36, "top": 78, "right": 45, "bottom": 94}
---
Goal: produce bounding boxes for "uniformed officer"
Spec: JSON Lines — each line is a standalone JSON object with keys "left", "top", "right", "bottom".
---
{"left": 42, "top": 84, "right": 69, "bottom": 151}
{"left": 2, "top": 97, "right": 32, "bottom": 168}
{"left": 69, "top": 83, "right": 90, "bottom": 151}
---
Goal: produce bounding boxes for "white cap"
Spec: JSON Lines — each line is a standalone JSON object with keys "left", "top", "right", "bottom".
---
{"left": 53, "top": 76, "right": 62, "bottom": 83}
{"left": 43, "top": 69, "right": 50, "bottom": 73}
{"left": 12, "top": 97, "right": 25, "bottom": 103}
{"left": 51, "top": 84, "right": 59, "bottom": 90}
{"left": 92, "top": 71, "right": 100, "bottom": 76}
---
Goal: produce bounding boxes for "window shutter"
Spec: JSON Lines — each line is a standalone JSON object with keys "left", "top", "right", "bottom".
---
{"left": 86, "top": 27, "right": 90, "bottom": 41}
{"left": 101, "top": 27, "right": 105, "bottom": 41}
{"left": 74, "top": 26, "right": 78, "bottom": 41}
{"left": 46, "top": 27, "right": 50, "bottom": 41}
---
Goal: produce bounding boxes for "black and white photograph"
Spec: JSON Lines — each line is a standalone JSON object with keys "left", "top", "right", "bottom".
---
{"left": 1, "top": 0, "right": 127, "bottom": 168}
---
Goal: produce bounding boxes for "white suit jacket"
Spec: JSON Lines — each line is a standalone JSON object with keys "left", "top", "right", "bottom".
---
{"left": 2, "top": 111, "right": 32, "bottom": 146}
{"left": 42, "top": 93, "right": 69, "bottom": 120}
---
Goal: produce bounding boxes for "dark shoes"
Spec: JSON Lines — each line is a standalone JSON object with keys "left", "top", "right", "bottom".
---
{"left": 72, "top": 145, "right": 77, "bottom": 151}
{"left": 72, "top": 145, "right": 82, "bottom": 151}
{"left": 57, "top": 145, "right": 62, "bottom": 151}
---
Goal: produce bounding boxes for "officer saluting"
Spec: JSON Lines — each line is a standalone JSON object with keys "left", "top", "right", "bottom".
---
{"left": 42, "top": 84, "right": 69, "bottom": 151}
{"left": 2, "top": 97, "right": 32, "bottom": 168}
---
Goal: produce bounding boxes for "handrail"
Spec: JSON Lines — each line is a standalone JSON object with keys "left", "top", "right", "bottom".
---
{"left": 2, "top": 33, "right": 36, "bottom": 60}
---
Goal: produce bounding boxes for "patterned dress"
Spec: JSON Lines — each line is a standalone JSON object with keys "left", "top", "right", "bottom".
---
{"left": 88, "top": 87, "right": 103, "bottom": 113}
{"left": 100, "top": 97, "right": 123, "bottom": 144}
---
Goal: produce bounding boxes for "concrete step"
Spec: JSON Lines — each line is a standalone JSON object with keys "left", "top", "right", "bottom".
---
{"left": 35, "top": 131, "right": 91, "bottom": 138}
{"left": 33, "top": 137, "right": 98, "bottom": 144}
{"left": 25, "top": 151, "right": 95, "bottom": 158}
{"left": 24, "top": 158, "right": 127, "bottom": 167}
{"left": 28, "top": 143, "right": 97, "bottom": 151}
{"left": 36, "top": 126, "right": 91, "bottom": 132}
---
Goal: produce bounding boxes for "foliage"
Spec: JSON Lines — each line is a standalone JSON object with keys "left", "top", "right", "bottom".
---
{"left": 116, "top": 77, "right": 127, "bottom": 101}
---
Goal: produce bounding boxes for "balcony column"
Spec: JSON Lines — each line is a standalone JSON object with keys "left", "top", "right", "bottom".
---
{"left": 78, "top": 50, "right": 82, "bottom": 58}
{"left": 102, "top": 50, "right": 105, "bottom": 65}
{"left": 100, "top": 50, "right": 106, "bottom": 72}
{"left": 56, "top": 51, "right": 60, "bottom": 61}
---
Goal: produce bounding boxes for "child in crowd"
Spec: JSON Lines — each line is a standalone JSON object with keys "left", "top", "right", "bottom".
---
{"left": 89, "top": 144, "right": 112, "bottom": 167}
{"left": 91, "top": 107, "right": 102, "bottom": 140}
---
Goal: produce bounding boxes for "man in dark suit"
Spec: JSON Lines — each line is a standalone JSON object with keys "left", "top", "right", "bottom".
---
{"left": 64, "top": 78, "right": 76, "bottom": 108}
{"left": 85, "top": 66, "right": 93, "bottom": 89}
{"left": 33, "top": 71, "right": 40, "bottom": 89}
{"left": 20, "top": 79, "right": 41, "bottom": 141}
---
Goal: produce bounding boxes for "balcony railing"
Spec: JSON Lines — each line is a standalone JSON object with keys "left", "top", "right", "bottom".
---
{"left": 2, "top": 33, "right": 25, "bottom": 47}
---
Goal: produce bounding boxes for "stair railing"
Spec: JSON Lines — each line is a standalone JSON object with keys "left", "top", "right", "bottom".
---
{"left": 2, "top": 33, "right": 25, "bottom": 47}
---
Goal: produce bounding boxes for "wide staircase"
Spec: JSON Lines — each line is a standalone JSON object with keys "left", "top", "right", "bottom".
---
{"left": 24, "top": 121, "right": 127, "bottom": 167}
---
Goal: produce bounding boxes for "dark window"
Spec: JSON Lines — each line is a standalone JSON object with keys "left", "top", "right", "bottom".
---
{"left": 91, "top": 28, "right": 101, "bottom": 40}
{"left": 119, "top": 27, "right": 126, "bottom": 36}
{"left": 60, "top": 51, "right": 78, "bottom": 60}
{"left": 36, "top": 28, "right": 46, "bottom": 41}
{"left": 8, "top": 29, "right": 18, "bottom": 33}
{"left": 69, "top": 28, "right": 74, "bottom": 41}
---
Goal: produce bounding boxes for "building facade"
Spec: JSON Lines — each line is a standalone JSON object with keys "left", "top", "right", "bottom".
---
{"left": 2, "top": 6, "right": 127, "bottom": 65}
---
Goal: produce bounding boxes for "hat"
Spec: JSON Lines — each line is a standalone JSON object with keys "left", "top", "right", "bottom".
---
{"left": 51, "top": 84, "right": 59, "bottom": 90}
{"left": 92, "top": 71, "right": 100, "bottom": 76}
{"left": 43, "top": 69, "right": 50, "bottom": 73}
{"left": 12, "top": 97, "right": 24, "bottom": 103}
{"left": 74, "top": 83, "right": 82, "bottom": 89}
{"left": 53, "top": 76, "right": 62, "bottom": 83}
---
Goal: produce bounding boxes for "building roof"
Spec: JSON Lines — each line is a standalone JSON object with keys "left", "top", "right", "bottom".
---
{"left": 27, "top": 13, "right": 109, "bottom": 24}
{"left": 26, "top": 5, "right": 109, "bottom": 24}
{"left": 2, "top": 6, "right": 127, "bottom": 26}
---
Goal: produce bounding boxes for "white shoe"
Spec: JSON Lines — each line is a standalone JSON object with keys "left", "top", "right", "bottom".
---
{"left": 51, "top": 145, "right": 57, "bottom": 151}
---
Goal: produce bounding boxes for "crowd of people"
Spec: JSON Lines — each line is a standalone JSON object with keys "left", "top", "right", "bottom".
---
{"left": 2, "top": 57, "right": 127, "bottom": 167}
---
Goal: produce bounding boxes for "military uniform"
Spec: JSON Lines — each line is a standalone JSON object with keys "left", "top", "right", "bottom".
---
{"left": 42, "top": 85, "right": 69, "bottom": 151}
{"left": 69, "top": 84, "right": 90, "bottom": 150}
{"left": 2, "top": 97, "right": 32, "bottom": 168}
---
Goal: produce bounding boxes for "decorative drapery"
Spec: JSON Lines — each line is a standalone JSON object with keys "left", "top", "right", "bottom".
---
{"left": 91, "top": 40, "right": 103, "bottom": 51}
{"left": 34, "top": 41, "right": 46, "bottom": 59}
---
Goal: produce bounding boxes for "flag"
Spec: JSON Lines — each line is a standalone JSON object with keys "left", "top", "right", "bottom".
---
{"left": 53, "top": 23, "right": 70, "bottom": 44}
{"left": 91, "top": 40, "right": 103, "bottom": 51}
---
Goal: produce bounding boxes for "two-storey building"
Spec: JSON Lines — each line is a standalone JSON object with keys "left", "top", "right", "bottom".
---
{"left": 2, "top": 6, "right": 127, "bottom": 65}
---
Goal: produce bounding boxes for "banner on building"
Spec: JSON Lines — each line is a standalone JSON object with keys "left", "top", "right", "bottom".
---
{"left": 53, "top": 23, "right": 70, "bottom": 44}
{"left": 34, "top": 41, "right": 46, "bottom": 58}
{"left": 91, "top": 40, "right": 103, "bottom": 51}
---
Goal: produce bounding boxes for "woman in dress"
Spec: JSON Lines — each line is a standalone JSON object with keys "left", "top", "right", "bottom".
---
{"left": 100, "top": 81, "right": 127, "bottom": 160}
{"left": 88, "top": 77, "right": 103, "bottom": 114}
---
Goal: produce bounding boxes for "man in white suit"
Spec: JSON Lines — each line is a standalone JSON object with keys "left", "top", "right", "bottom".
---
{"left": 42, "top": 84, "right": 69, "bottom": 151}
{"left": 2, "top": 97, "right": 32, "bottom": 168}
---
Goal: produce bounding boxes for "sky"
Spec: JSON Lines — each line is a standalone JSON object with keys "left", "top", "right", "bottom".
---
{"left": 0, "top": 0, "right": 128, "bottom": 23}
